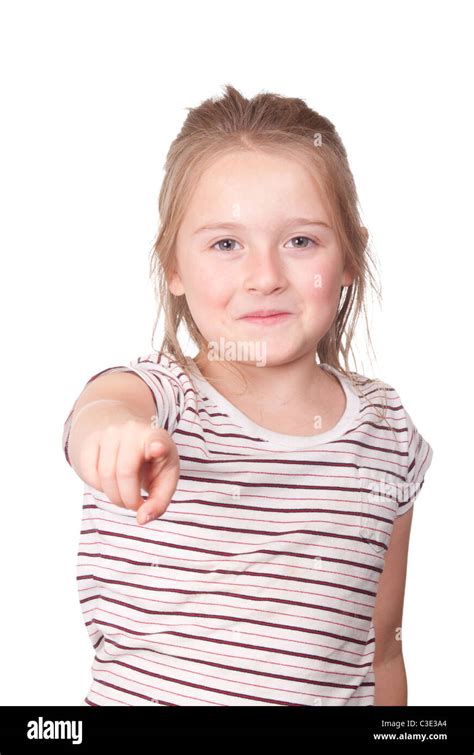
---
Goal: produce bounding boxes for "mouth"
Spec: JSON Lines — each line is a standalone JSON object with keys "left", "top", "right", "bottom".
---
{"left": 238, "top": 312, "right": 293, "bottom": 325}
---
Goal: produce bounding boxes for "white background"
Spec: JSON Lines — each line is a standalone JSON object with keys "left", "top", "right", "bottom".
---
{"left": 1, "top": 0, "right": 472, "bottom": 706}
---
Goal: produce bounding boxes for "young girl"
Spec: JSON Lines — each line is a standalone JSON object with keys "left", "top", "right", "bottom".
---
{"left": 63, "top": 84, "right": 433, "bottom": 707}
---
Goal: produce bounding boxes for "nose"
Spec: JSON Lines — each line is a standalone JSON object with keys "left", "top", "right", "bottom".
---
{"left": 243, "top": 245, "right": 288, "bottom": 295}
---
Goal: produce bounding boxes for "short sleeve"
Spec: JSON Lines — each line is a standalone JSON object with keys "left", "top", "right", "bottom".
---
{"left": 62, "top": 352, "right": 186, "bottom": 467}
{"left": 395, "top": 402, "right": 434, "bottom": 517}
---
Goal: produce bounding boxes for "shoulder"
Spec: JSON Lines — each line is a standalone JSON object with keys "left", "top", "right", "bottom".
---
{"left": 131, "top": 351, "right": 193, "bottom": 383}
{"left": 341, "top": 367, "right": 417, "bottom": 444}
{"left": 129, "top": 351, "right": 201, "bottom": 406}
{"left": 340, "top": 366, "right": 401, "bottom": 408}
{"left": 347, "top": 367, "right": 433, "bottom": 468}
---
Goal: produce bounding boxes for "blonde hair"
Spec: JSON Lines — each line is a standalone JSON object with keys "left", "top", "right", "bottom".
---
{"left": 148, "top": 84, "right": 393, "bottom": 430}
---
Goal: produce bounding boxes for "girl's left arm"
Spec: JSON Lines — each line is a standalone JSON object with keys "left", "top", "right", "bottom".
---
{"left": 373, "top": 506, "right": 414, "bottom": 705}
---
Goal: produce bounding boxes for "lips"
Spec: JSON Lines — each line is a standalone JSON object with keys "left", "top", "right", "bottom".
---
{"left": 238, "top": 311, "right": 293, "bottom": 326}
{"left": 239, "top": 309, "right": 291, "bottom": 318}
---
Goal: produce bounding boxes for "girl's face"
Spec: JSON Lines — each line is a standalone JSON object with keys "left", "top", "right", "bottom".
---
{"left": 170, "top": 150, "right": 354, "bottom": 366}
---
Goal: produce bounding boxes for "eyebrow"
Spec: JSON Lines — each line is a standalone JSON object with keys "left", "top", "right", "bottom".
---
{"left": 192, "top": 217, "right": 332, "bottom": 235}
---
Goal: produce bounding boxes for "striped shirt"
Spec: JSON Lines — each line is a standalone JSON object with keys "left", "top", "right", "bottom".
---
{"left": 62, "top": 351, "right": 434, "bottom": 706}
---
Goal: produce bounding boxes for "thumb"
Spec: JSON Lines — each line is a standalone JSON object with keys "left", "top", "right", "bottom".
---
{"left": 143, "top": 430, "right": 170, "bottom": 462}
{"left": 137, "top": 431, "right": 179, "bottom": 525}
{"left": 145, "top": 439, "right": 166, "bottom": 461}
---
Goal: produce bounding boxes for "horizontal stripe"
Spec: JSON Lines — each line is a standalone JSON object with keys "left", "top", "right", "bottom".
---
{"left": 63, "top": 350, "right": 433, "bottom": 706}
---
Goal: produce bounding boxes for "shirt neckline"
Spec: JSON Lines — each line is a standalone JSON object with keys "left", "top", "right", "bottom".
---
{"left": 185, "top": 357, "right": 361, "bottom": 450}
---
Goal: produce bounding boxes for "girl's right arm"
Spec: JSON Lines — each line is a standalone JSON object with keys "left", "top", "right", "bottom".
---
{"left": 66, "top": 372, "right": 180, "bottom": 526}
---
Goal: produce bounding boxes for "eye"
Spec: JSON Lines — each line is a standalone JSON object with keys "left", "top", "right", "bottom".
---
{"left": 211, "top": 238, "right": 242, "bottom": 252}
{"left": 285, "top": 236, "right": 318, "bottom": 249}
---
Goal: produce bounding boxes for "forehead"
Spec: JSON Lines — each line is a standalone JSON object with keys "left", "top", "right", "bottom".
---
{"left": 180, "top": 150, "right": 330, "bottom": 231}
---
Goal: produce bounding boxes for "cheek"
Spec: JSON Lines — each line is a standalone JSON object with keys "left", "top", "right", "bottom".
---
{"left": 296, "top": 256, "right": 342, "bottom": 306}
{"left": 203, "top": 277, "right": 234, "bottom": 310}
{"left": 184, "top": 263, "right": 234, "bottom": 312}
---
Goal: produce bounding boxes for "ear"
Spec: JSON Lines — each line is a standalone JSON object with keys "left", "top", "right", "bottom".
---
{"left": 341, "top": 226, "right": 368, "bottom": 287}
{"left": 342, "top": 254, "right": 356, "bottom": 287}
{"left": 360, "top": 225, "right": 369, "bottom": 248}
{"left": 168, "top": 269, "right": 185, "bottom": 297}
{"left": 341, "top": 267, "right": 355, "bottom": 287}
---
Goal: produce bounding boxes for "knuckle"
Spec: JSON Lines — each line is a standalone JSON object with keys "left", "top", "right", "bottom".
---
{"left": 102, "top": 423, "right": 118, "bottom": 435}
{"left": 100, "top": 470, "right": 116, "bottom": 482}
{"left": 123, "top": 418, "right": 140, "bottom": 431}
{"left": 117, "top": 466, "right": 136, "bottom": 478}
{"left": 84, "top": 430, "right": 101, "bottom": 448}
{"left": 78, "top": 446, "right": 93, "bottom": 469}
